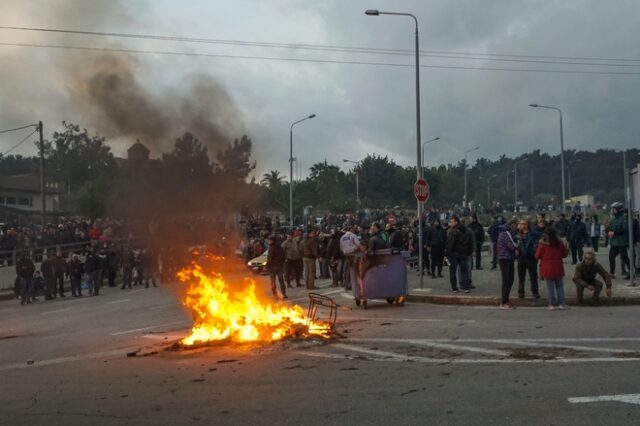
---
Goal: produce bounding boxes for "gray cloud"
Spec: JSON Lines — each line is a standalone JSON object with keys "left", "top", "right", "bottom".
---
{"left": 1, "top": 0, "right": 639, "bottom": 175}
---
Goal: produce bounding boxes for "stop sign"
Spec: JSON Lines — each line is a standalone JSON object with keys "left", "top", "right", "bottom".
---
{"left": 414, "top": 178, "right": 430, "bottom": 203}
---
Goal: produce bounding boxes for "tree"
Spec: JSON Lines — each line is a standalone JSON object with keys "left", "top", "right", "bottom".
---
{"left": 44, "top": 122, "right": 116, "bottom": 192}
{"left": 260, "top": 170, "right": 285, "bottom": 189}
{"left": 215, "top": 135, "right": 256, "bottom": 183}
{"left": 0, "top": 155, "right": 37, "bottom": 175}
{"left": 162, "top": 132, "right": 213, "bottom": 181}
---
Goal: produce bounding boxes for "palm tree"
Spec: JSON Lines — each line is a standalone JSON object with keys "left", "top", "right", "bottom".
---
{"left": 260, "top": 170, "right": 285, "bottom": 189}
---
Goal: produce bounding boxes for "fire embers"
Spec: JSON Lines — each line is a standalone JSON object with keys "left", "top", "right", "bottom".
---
{"left": 178, "top": 256, "right": 331, "bottom": 346}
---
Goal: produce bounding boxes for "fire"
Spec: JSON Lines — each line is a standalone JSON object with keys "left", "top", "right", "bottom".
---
{"left": 178, "top": 257, "right": 330, "bottom": 346}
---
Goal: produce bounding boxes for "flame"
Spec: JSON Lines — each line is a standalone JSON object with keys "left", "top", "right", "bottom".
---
{"left": 178, "top": 257, "right": 330, "bottom": 346}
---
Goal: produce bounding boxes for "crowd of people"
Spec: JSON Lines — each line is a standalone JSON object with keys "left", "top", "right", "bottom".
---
{"left": 240, "top": 202, "right": 639, "bottom": 310}
{"left": 14, "top": 242, "right": 160, "bottom": 305}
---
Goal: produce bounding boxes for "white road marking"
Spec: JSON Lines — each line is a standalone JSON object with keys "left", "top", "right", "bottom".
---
{"left": 347, "top": 338, "right": 509, "bottom": 357}
{"left": 492, "top": 339, "right": 636, "bottom": 354}
{"left": 110, "top": 320, "right": 189, "bottom": 336}
{"left": 41, "top": 308, "right": 70, "bottom": 315}
{"left": 0, "top": 348, "right": 136, "bottom": 372}
{"left": 107, "top": 298, "right": 132, "bottom": 305}
{"left": 568, "top": 394, "right": 640, "bottom": 406}
{"left": 301, "top": 345, "right": 640, "bottom": 364}
{"left": 338, "top": 316, "right": 476, "bottom": 323}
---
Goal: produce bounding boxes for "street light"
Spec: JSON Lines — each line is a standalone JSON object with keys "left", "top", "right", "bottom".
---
{"left": 289, "top": 113, "right": 316, "bottom": 227}
{"left": 421, "top": 137, "right": 440, "bottom": 173}
{"left": 514, "top": 158, "right": 527, "bottom": 211}
{"left": 463, "top": 146, "right": 480, "bottom": 208}
{"left": 481, "top": 174, "right": 497, "bottom": 208}
{"left": 529, "top": 103, "right": 566, "bottom": 213}
{"left": 343, "top": 159, "right": 361, "bottom": 205}
{"left": 567, "top": 158, "right": 582, "bottom": 199}
{"left": 366, "top": 8, "right": 426, "bottom": 287}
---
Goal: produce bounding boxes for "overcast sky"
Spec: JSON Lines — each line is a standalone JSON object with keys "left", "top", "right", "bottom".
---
{"left": 1, "top": 0, "right": 639, "bottom": 180}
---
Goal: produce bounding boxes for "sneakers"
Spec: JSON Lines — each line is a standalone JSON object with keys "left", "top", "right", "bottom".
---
{"left": 548, "top": 305, "right": 556, "bottom": 311}
{"left": 452, "top": 289, "right": 459, "bottom": 293}
{"left": 558, "top": 304, "right": 569, "bottom": 310}
{"left": 533, "top": 293, "right": 541, "bottom": 299}
{"left": 463, "top": 289, "right": 471, "bottom": 294}
{"left": 499, "top": 303, "right": 514, "bottom": 310}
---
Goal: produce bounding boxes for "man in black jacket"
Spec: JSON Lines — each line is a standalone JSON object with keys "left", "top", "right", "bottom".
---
{"left": 445, "top": 216, "right": 473, "bottom": 293}
{"left": 52, "top": 251, "right": 67, "bottom": 297}
{"left": 267, "top": 236, "right": 287, "bottom": 299}
{"left": 468, "top": 215, "right": 485, "bottom": 269}
{"left": 67, "top": 253, "right": 84, "bottom": 297}
{"left": 16, "top": 252, "right": 36, "bottom": 305}
{"left": 41, "top": 252, "right": 56, "bottom": 300}
{"left": 326, "top": 230, "right": 344, "bottom": 287}
{"left": 427, "top": 219, "right": 446, "bottom": 278}
{"left": 568, "top": 214, "right": 589, "bottom": 264}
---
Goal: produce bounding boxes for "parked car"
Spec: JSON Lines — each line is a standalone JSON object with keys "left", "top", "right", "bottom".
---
{"left": 247, "top": 250, "right": 269, "bottom": 274}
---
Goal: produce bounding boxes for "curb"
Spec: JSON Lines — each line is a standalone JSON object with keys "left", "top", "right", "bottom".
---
{"left": 407, "top": 293, "right": 640, "bottom": 307}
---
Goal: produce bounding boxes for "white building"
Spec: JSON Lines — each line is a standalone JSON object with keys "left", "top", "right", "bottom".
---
{"left": 0, "top": 174, "right": 64, "bottom": 212}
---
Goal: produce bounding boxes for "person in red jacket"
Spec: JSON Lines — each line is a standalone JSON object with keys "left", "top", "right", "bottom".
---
{"left": 535, "top": 227, "right": 570, "bottom": 310}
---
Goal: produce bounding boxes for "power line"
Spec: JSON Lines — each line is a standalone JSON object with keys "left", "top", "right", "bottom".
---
{"left": 2, "top": 41, "right": 640, "bottom": 76}
{"left": 1, "top": 25, "right": 640, "bottom": 66}
{"left": 2, "top": 128, "right": 38, "bottom": 156}
{"left": 0, "top": 123, "right": 38, "bottom": 135}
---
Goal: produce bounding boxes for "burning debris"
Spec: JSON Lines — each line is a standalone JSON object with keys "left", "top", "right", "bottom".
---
{"left": 176, "top": 256, "right": 333, "bottom": 348}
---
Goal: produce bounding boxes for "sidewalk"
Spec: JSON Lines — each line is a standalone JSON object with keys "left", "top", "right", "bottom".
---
{"left": 408, "top": 251, "right": 640, "bottom": 307}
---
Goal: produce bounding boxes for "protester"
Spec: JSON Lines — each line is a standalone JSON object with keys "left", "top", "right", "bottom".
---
{"left": 468, "top": 214, "right": 485, "bottom": 270}
{"left": 302, "top": 229, "right": 319, "bottom": 290}
{"left": 588, "top": 215, "right": 601, "bottom": 252}
{"left": 497, "top": 218, "right": 519, "bottom": 309}
{"left": 427, "top": 219, "right": 446, "bottom": 278}
{"left": 445, "top": 216, "right": 472, "bottom": 293}
{"left": 487, "top": 215, "right": 504, "bottom": 270}
{"left": 516, "top": 219, "right": 541, "bottom": 299}
{"left": 568, "top": 214, "right": 589, "bottom": 265}
{"left": 266, "top": 235, "right": 287, "bottom": 299}
{"left": 535, "top": 227, "right": 569, "bottom": 310}
{"left": 572, "top": 249, "right": 612, "bottom": 305}
{"left": 607, "top": 202, "right": 630, "bottom": 279}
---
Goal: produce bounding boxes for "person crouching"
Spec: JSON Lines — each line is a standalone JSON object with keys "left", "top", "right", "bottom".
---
{"left": 572, "top": 249, "right": 613, "bottom": 305}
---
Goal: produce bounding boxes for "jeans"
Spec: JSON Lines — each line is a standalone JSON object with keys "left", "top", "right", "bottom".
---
{"left": 569, "top": 240, "right": 584, "bottom": 263}
{"left": 573, "top": 278, "right": 602, "bottom": 303}
{"left": 499, "top": 259, "right": 515, "bottom": 304}
{"left": 590, "top": 237, "right": 599, "bottom": 252}
{"left": 430, "top": 246, "right": 444, "bottom": 276}
{"left": 303, "top": 258, "right": 316, "bottom": 289}
{"left": 269, "top": 266, "right": 286, "bottom": 296}
{"left": 546, "top": 278, "right": 565, "bottom": 306}
{"left": 609, "top": 246, "right": 630, "bottom": 275}
{"left": 517, "top": 257, "right": 539, "bottom": 296}
{"left": 474, "top": 242, "right": 483, "bottom": 269}
{"left": 449, "top": 255, "right": 469, "bottom": 290}
{"left": 491, "top": 242, "right": 498, "bottom": 268}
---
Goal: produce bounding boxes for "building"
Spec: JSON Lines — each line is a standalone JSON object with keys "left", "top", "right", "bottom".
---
{"left": 0, "top": 174, "right": 65, "bottom": 213}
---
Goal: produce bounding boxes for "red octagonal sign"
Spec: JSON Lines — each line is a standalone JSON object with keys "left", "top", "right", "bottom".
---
{"left": 414, "top": 178, "right": 430, "bottom": 203}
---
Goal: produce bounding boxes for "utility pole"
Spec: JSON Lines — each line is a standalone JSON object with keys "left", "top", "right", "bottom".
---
{"left": 38, "top": 121, "right": 45, "bottom": 227}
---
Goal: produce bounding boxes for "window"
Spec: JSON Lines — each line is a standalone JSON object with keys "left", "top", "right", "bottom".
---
{"left": 0, "top": 197, "right": 5, "bottom": 204}
{"left": 6, "top": 197, "right": 16, "bottom": 205}
{"left": 18, "top": 198, "right": 32, "bottom": 206}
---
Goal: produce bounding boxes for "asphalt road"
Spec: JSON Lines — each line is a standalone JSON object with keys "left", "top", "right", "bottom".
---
{"left": 1, "top": 277, "right": 640, "bottom": 426}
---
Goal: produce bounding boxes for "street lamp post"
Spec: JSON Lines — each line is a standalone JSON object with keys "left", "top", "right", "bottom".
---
{"left": 463, "top": 146, "right": 480, "bottom": 208}
{"left": 514, "top": 159, "right": 527, "bottom": 211}
{"left": 343, "top": 159, "right": 361, "bottom": 205}
{"left": 482, "top": 174, "right": 497, "bottom": 208}
{"left": 289, "top": 114, "right": 316, "bottom": 227}
{"left": 529, "top": 104, "right": 566, "bottom": 213}
{"left": 366, "top": 9, "right": 427, "bottom": 287}
{"left": 421, "top": 137, "right": 440, "bottom": 173}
